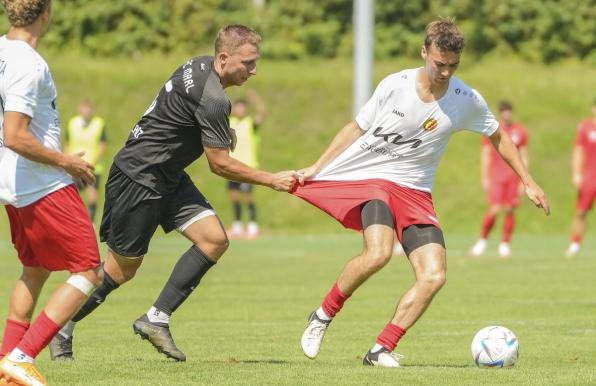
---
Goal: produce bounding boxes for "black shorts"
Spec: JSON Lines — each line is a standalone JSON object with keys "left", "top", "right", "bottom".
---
{"left": 227, "top": 181, "right": 253, "bottom": 193}
{"left": 99, "top": 165, "right": 214, "bottom": 257}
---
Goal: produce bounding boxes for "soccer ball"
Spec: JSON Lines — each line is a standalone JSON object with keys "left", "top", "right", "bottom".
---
{"left": 471, "top": 326, "right": 519, "bottom": 368}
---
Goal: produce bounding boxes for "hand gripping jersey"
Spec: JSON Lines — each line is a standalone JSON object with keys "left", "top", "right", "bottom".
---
{"left": 314, "top": 68, "right": 499, "bottom": 192}
{"left": 0, "top": 36, "right": 72, "bottom": 207}
{"left": 114, "top": 57, "right": 233, "bottom": 195}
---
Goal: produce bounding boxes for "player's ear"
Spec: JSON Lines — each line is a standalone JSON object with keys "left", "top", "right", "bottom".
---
{"left": 421, "top": 45, "right": 427, "bottom": 60}
{"left": 218, "top": 51, "right": 230, "bottom": 66}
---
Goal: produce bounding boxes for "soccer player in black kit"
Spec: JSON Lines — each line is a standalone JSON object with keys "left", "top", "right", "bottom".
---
{"left": 49, "top": 25, "right": 298, "bottom": 362}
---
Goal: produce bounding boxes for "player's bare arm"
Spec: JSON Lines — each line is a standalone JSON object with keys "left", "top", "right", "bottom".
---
{"left": 204, "top": 145, "right": 297, "bottom": 191}
{"left": 489, "top": 127, "right": 549, "bottom": 215}
{"left": 3, "top": 111, "right": 95, "bottom": 185}
{"left": 298, "top": 120, "right": 365, "bottom": 183}
{"left": 571, "top": 145, "right": 584, "bottom": 189}
{"left": 480, "top": 145, "right": 490, "bottom": 192}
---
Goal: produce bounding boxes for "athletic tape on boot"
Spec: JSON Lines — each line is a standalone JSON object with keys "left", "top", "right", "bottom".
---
{"left": 66, "top": 275, "right": 96, "bottom": 296}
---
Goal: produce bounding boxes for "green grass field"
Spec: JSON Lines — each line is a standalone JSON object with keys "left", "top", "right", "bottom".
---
{"left": 1, "top": 233, "right": 594, "bottom": 385}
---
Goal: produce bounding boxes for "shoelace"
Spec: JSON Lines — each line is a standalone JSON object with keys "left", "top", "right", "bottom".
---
{"left": 383, "top": 351, "right": 404, "bottom": 363}
{"left": 308, "top": 321, "right": 328, "bottom": 339}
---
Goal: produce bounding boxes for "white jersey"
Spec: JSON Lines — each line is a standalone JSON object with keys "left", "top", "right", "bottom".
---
{"left": 0, "top": 36, "right": 72, "bottom": 207}
{"left": 314, "top": 68, "right": 499, "bottom": 192}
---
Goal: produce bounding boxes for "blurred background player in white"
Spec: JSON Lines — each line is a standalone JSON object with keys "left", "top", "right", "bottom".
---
{"left": 293, "top": 18, "right": 549, "bottom": 368}
{"left": 0, "top": 1, "right": 101, "bottom": 384}
{"left": 470, "top": 101, "right": 529, "bottom": 258}
{"left": 227, "top": 89, "right": 267, "bottom": 239}
{"left": 64, "top": 98, "right": 108, "bottom": 223}
{"left": 565, "top": 98, "right": 596, "bottom": 257}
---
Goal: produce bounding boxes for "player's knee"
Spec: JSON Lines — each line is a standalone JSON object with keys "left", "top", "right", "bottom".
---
{"left": 420, "top": 270, "right": 446, "bottom": 292}
{"left": 197, "top": 234, "right": 229, "bottom": 260}
{"left": 364, "top": 245, "right": 393, "bottom": 271}
{"left": 66, "top": 274, "right": 97, "bottom": 296}
{"left": 576, "top": 211, "right": 587, "bottom": 220}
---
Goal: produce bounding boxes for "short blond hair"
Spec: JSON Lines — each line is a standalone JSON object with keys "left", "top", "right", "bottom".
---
{"left": 424, "top": 17, "right": 465, "bottom": 54}
{"left": 215, "top": 24, "right": 262, "bottom": 54}
{"left": 2, "top": 0, "right": 50, "bottom": 27}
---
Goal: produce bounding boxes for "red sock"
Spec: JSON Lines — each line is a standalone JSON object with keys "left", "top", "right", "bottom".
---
{"left": 16, "top": 311, "right": 60, "bottom": 359}
{"left": 503, "top": 213, "right": 515, "bottom": 242}
{"left": 376, "top": 323, "right": 406, "bottom": 351}
{"left": 0, "top": 319, "right": 30, "bottom": 358}
{"left": 321, "top": 283, "right": 350, "bottom": 318}
{"left": 571, "top": 233, "right": 582, "bottom": 243}
{"left": 481, "top": 213, "right": 497, "bottom": 238}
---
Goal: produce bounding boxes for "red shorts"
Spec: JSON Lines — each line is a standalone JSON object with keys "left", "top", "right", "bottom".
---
{"left": 291, "top": 179, "right": 440, "bottom": 241}
{"left": 5, "top": 185, "right": 101, "bottom": 272}
{"left": 577, "top": 184, "right": 596, "bottom": 212}
{"left": 488, "top": 178, "right": 521, "bottom": 206}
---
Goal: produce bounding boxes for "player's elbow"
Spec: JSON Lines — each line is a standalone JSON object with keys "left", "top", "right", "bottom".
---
{"left": 3, "top": 132, "right": 23, "bottom": 152}
{"left": 208, "top": 158, "right": 230, "bottom": 177}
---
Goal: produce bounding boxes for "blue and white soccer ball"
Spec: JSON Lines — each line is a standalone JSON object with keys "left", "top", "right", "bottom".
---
{"left": 471, "top": 326, "right": 519, "bottom": 368}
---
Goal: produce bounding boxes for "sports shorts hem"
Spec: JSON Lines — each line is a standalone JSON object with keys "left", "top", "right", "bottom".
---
{"left": 291, "top": 178, "right": 440, "bottom": 241}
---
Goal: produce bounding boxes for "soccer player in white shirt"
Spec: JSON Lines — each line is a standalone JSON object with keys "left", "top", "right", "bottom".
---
{"left": 0, "top": 1, "right": 101, "bottom": 384}
{"left": 293, "top": 18, "right": 549, "bottom": 367}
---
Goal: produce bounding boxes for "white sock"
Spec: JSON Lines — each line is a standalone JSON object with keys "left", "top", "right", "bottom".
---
{"left": 58, "top": 320, "right": 76, "bottom": 338}
{"left": 315, "top": 307, "right": 332, "bottom": 321}
{"left": 147, "top": 306, "right": 170, "bottom": 324}
{"left": 371, "top": 343, "right": 385, "bottom": 353}
{"left": 7, "top": 348, "right": 34, "bottom": 363}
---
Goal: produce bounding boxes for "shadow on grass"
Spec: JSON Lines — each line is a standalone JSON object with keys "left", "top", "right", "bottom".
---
{"left": 220, "top": 357, "right": 290, "bottom": 365}
{"left": 402, "top": 363, "right": 474, "bottom": 369}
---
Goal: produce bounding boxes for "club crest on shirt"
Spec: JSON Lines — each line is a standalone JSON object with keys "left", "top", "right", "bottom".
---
{"left": 588, "top": 131, "right": 596, "bottom": 142}
{"left": 422, "top": 117, "right": 438, "bottom": 131}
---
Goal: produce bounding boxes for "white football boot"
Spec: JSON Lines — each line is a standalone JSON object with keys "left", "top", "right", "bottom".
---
{"left": 565, "top": 242, "right": 580, "bottom": 258}
{"left": 363, "top": 347, "right": 403, "bottom": 368}
{"left": 301, "top": 310, "right": 331, "bottom": 359}
{"left": 469, "top": 238, "right": 487, "bottom": 257}
{"left": 498, "top": 242, "right": 511, "bottom": 258}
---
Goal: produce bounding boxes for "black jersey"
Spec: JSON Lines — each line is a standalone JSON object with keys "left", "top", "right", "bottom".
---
{"left": 114, "top": 56, "right": 232, "bottom": 194}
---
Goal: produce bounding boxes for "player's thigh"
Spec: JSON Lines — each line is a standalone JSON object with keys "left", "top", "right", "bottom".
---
{"left": 408, "top": 241, "right": 446, "bottom": 284}
{"left": 361, "top": 200, "right": 395, "bottom": 259}
{"left": 402, "top": 224, "right": 446, "bottom": 270}
{"left": 100, "top": 166, "right": 161, "bottom": 258}
{"left": 162, "top": 177, "right": 227, "bottom": 256}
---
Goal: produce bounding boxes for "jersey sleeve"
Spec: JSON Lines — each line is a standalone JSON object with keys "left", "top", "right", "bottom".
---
{"left": 462, "top": 89, "right": 499, "bottom": 136}
{"left": 195, "top": 92, "right": 232, "bottom": 148}
{"left": 355, "top": 76, "right": 389, "bottom": 131}
{"left": 3, "top": 60, "right": 40, "bottom": 118}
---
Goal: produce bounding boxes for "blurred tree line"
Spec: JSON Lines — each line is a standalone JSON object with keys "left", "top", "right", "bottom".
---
{"left": 0, "top": 0, "right": 594, "bottom": 62}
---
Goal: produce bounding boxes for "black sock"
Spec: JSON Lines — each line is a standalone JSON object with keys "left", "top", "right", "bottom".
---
{"left": 248, "top": 202, "right": 256, "bottom": 222}
{"left": 153, "top": 245, "right": 215, "bottom": 315}
{"left": 72, "top": 269, "right": 120, "bottom": 322}
{"left": 88, "top": 203, "right": 97, "bottom": 222}
{"left": 233, "top": 202, "right": 242, "bottom": 221}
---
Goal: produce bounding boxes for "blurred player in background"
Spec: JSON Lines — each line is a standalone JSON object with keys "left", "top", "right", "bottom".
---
{"left": 293, "top": 18, "right": 549, "bottom": 368}
{"left": 565, "top": 99, "right": 596, "bottom": 257}
{"left": 0, "top": 1, "right": 101, "bottom": 384}
{"left": 469, "top": 101, "right": 529, "bottom": 258}
{"left": 49, "top": 24, "right": 297, "bottom": 363}
{"left": 65, "top": 98, "right": 107, "bottom": 223}
{"left": 227, "top": 89, "right": 267, "bottom": 239}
